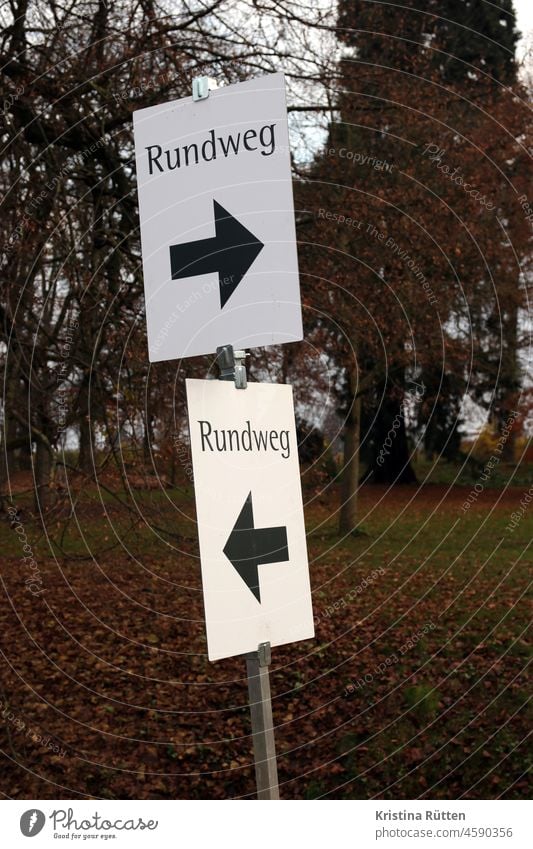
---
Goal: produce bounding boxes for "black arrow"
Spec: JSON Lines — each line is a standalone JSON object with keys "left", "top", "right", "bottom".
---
{"left": 169, "top": 200, "right": 264, "bottom": 308}
{"left": 223, "top": 492, "right": 289, "bottom": 603}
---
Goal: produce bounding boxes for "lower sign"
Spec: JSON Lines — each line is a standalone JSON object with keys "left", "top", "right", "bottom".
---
{"left": 186, "top": 379, "right": 314, "bottom": 661}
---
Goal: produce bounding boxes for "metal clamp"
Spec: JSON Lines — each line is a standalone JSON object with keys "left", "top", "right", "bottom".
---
{"left": 234, "top": 350, "right": 247, "bottom": 389}
{"left": 216, "top": 344, "right": 248, "bottom": 389}
{"left": 257, "top": 641, "right": 271, "bottom": 668}
{"left": 192, "top": 76, "right": 218, "bottom": 101}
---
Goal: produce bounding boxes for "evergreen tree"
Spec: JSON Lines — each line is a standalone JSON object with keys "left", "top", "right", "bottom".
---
{"left": 299, "top": 0, "right": 529, "bottom": 522}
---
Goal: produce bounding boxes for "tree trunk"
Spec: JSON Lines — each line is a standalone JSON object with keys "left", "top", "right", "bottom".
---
{"left": 496, "top": 299, "right": 520, "bottom": 463}
{"left": 143, "top": 413, "right": 154, "bottom": 465}
{"left": 339, "top": 389, "right": 361, "bottom": 535}
{"left": 0, "top": 412, "right": 17, "bottom": 494}
{"left": 77, "top": 374, "right": 95, "bottom": 473}
{"left": 365, "top": 387, "right": 417, "bottom": 484}
{"left": 169, "top": 443, "right": 176, "bottom": 486}
{"left": 1, "top": 366, "right": 24, "bottom": 487}
{"left": 34, "top": 439, "right": 54, "bottom": 512}
{"left": 78, "top": 414, "right": 94, "bottom": 473}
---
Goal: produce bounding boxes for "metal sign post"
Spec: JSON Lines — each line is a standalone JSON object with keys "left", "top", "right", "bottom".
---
{"left": 215, "top": 346, "right": 280, "bottom": 800}
{"left": 246, "top": 641, "right": 280, "bottom": 800}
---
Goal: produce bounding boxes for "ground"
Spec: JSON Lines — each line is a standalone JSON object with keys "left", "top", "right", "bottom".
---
{"left": 0, "top": 466, "right": 530, "bottom": 799}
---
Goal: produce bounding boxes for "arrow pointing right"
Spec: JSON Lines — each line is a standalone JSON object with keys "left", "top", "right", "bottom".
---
{"left": 223, "top": 492, "right": 289, "bottom": 603}
{"left": 169, "top": 200, "right": 264, "bottom": 308}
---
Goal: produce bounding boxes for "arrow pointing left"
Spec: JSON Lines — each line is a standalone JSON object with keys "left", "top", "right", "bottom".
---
{"left": 169, "top": 200, "right": 264, "bottom": 308}
{"left": 223, "top": 492, "right": 289, "bottom": 603}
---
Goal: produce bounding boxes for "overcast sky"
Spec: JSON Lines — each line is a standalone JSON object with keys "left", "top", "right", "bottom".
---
{"left": 514, "top": 0, "right": 533, "bottom": 63}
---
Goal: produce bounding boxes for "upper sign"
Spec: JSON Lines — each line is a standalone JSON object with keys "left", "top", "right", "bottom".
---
{"left": 133, "top": 73, "right": 303, "bottom": 362}
{"left": 186, "top": 379, "right": 314, "bottom": 661}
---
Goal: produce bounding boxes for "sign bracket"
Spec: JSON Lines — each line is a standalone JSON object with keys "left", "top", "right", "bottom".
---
{"left": 245, "top": 641, "right": 280, "bottom": 800}
{"left": 192, "top": 75, "right": 218, "bottom": 101}
{"left": 216, "top": 344, "right": 247, "bottom": 389}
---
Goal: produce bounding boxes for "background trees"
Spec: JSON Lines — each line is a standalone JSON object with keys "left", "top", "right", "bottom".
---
{"left": 0, "top": 0, "right": 530, "bottom": 531}
{"left": 297, "top": 0, "right": 531, "bottom": 531}
{"left": 0, "top": 0, "right": 333, "bottom": 509}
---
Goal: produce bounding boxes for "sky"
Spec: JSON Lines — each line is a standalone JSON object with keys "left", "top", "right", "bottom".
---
{"left": 514, "top": 0, "right": 533, "bottom": 64}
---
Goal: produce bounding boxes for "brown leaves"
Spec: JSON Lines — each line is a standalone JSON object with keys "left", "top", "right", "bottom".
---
{"left": 0, "top": 482, "right": 530, "bottom": 799}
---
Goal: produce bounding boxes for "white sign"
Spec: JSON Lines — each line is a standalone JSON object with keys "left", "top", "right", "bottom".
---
{"left": 186, "top": 378, "right": 314, "bottom": 661}
{"left": 133, "top": 73, "right": 303, "bottom": 362}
